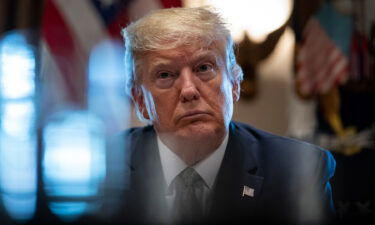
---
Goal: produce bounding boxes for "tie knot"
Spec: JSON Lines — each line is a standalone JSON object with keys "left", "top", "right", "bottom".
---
{"left": 178, "top": 167, "right": 203, "bottom": 188}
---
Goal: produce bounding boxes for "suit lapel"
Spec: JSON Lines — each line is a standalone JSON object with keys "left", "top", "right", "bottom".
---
{"left": 128, "top": 127, "right": 168, "bottom": 222}
{"left": 209, "top": 122, "right": 264, "bottom": 220}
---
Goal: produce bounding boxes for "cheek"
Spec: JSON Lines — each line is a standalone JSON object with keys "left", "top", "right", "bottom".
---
{"left": 204, "top": 77, "right": 233, "bottom": 117}
{"left": 153, "top": 92, "right": 178, "bottom": 117}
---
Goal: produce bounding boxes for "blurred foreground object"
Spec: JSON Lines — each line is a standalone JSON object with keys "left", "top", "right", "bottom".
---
{"left": 42, "top": 110, "right": 106, "bottom": 222}
{"left": 0, "top": 32, "right": 37, "bottom": 223}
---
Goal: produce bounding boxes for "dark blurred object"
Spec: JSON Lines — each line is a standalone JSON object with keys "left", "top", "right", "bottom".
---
{"left": 370, "top": 21, "right": 375, "bottom": 56}
{"left": 0, "top": 0, "right": 44, "bottom": 38}
{"left": 371, "top": 21, "right": 375, "bottom": 91}
{"left": 346, "top": 0, "right": 375, "bottom": 92}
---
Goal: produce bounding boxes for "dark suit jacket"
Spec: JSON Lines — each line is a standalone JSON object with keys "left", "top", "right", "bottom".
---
{"left": 106, "top": 121, "right": 336, "bottom": 225}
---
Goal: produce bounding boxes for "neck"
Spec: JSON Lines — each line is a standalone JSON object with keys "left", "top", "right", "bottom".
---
{"left": 158, "top": 131, "right": 227, "bottom": 166}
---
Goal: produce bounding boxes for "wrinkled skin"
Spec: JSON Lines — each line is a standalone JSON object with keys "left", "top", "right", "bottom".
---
{"left": 133, "top": 42, "right": 239, "bottom": 165}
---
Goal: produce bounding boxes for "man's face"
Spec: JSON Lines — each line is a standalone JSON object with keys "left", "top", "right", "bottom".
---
{"left": 133, "top": 42, "right": 238, "bottom": 143}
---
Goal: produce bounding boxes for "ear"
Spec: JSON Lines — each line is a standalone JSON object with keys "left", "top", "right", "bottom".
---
{"left": 131, "top": 87, "right": 150, "bottom": 120}
{"left": 231, "top": 80, "right": 240, "bottom": 102}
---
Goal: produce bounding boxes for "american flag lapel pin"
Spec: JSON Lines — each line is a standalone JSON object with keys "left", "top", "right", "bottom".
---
{"left": 242, "top": 185, "right": 254, "bottom": 197}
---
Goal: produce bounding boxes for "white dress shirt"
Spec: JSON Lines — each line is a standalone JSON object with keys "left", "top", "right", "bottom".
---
{"left": 157, "top": 133, "right": 229, "bottom": 218}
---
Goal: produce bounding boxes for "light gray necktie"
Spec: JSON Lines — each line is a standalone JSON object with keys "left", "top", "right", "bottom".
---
{"left": 172, "top": 167, "right": 206, "bottom": 223}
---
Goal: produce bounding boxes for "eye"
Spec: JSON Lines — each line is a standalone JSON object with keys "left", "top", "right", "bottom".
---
{"left": 195, "top": 63, "right": 214, "bottom": 73}
{"left": 157, "top": 71, "right": 174, "bottom": 79}
{"left": 155, "top": 71, "right": 175, "bottom": 88}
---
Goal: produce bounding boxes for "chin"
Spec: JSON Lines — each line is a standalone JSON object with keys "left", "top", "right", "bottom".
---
{"left": 178, "top": 121, "right": 223, "bottom": 140}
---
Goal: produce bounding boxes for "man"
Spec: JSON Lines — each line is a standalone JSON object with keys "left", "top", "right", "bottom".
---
{"left": 116, "top": 7, "right": 336, "bottom": 225}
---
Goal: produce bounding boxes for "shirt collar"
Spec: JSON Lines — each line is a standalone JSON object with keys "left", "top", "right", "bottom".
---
{"left": 157, "top": 133, "right": 228, "bottom": 189}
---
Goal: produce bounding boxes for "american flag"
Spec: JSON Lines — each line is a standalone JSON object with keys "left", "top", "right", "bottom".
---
{"left": 40, "top": 0, "right": 181, "bottom": 117}
{"left": 295, "top": 2, "right": 352, "bottom": 97}
{"left": 242, "top": 185, "right": 254, "bottom": 197}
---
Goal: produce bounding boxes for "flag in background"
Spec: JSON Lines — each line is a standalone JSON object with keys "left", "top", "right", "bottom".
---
{"left": 40, "top": 0, "right": 182, "bottom": 119}
{"left": 295, "top": 1, "right": 352, "bottom": 96}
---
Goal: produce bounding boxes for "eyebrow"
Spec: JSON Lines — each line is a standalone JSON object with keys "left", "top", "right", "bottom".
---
{"left": 148, "top": 49, "right": 224, "bottom": 73}
{"left": 149, "top": 59, "right": 175, "bottom": 70}
{"left": 192, "top": 52, "right": 221, "bottom": 65}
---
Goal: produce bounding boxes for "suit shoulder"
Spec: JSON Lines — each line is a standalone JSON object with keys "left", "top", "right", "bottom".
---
{"left": 118, "top": 125, "right": 154, "bottom": 139}
{"left": 123, "top": 125, "right": 153, "bottom": 134}
{"left": 232, "top": 121, "right": 280, "bottom": 140}
{"left": 108, "top": 126, "right": 154, "bottom": 150}
{"left": 233, "top": 121, "right": 327, "bottom": 151}
{"left": 231, "top": 121, "right": 335, "bottom": 167}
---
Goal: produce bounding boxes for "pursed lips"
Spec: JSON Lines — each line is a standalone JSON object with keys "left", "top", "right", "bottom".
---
{"left": 177, "top": 110, "right": 211, "bottom": 121}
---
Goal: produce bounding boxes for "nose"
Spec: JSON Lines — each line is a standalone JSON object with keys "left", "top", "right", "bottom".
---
{"left": 179, "top": 68, "right": 200, "bottom": 103}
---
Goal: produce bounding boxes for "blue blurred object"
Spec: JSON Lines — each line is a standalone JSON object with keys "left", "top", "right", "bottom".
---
{"left": 88, "top": 39, "right": 130, "bottom": 135}
{"left": 0, "top": 33, "right": 35, "bottom": 99}
{"left": 0, "top": 32, "right": 37, "bottom": 222}
{"left": 42, "top": 110, "right": 106, "bottom": 222}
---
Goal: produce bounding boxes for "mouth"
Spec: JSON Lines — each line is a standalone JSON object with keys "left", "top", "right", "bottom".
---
{"left": 178, "top": 110, "right": 211, "bottom": 121}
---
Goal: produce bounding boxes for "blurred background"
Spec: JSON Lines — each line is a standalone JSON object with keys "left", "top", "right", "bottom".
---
{"left": 0, "top": 0, "right": 374, "bottom": 224}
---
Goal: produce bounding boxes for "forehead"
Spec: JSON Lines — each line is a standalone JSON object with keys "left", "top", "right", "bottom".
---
{"left": 153, "top": 47, "right": 220, "bottom": 63}
{"left": 137, "top": 40, "right": 227, "bottom": 69}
